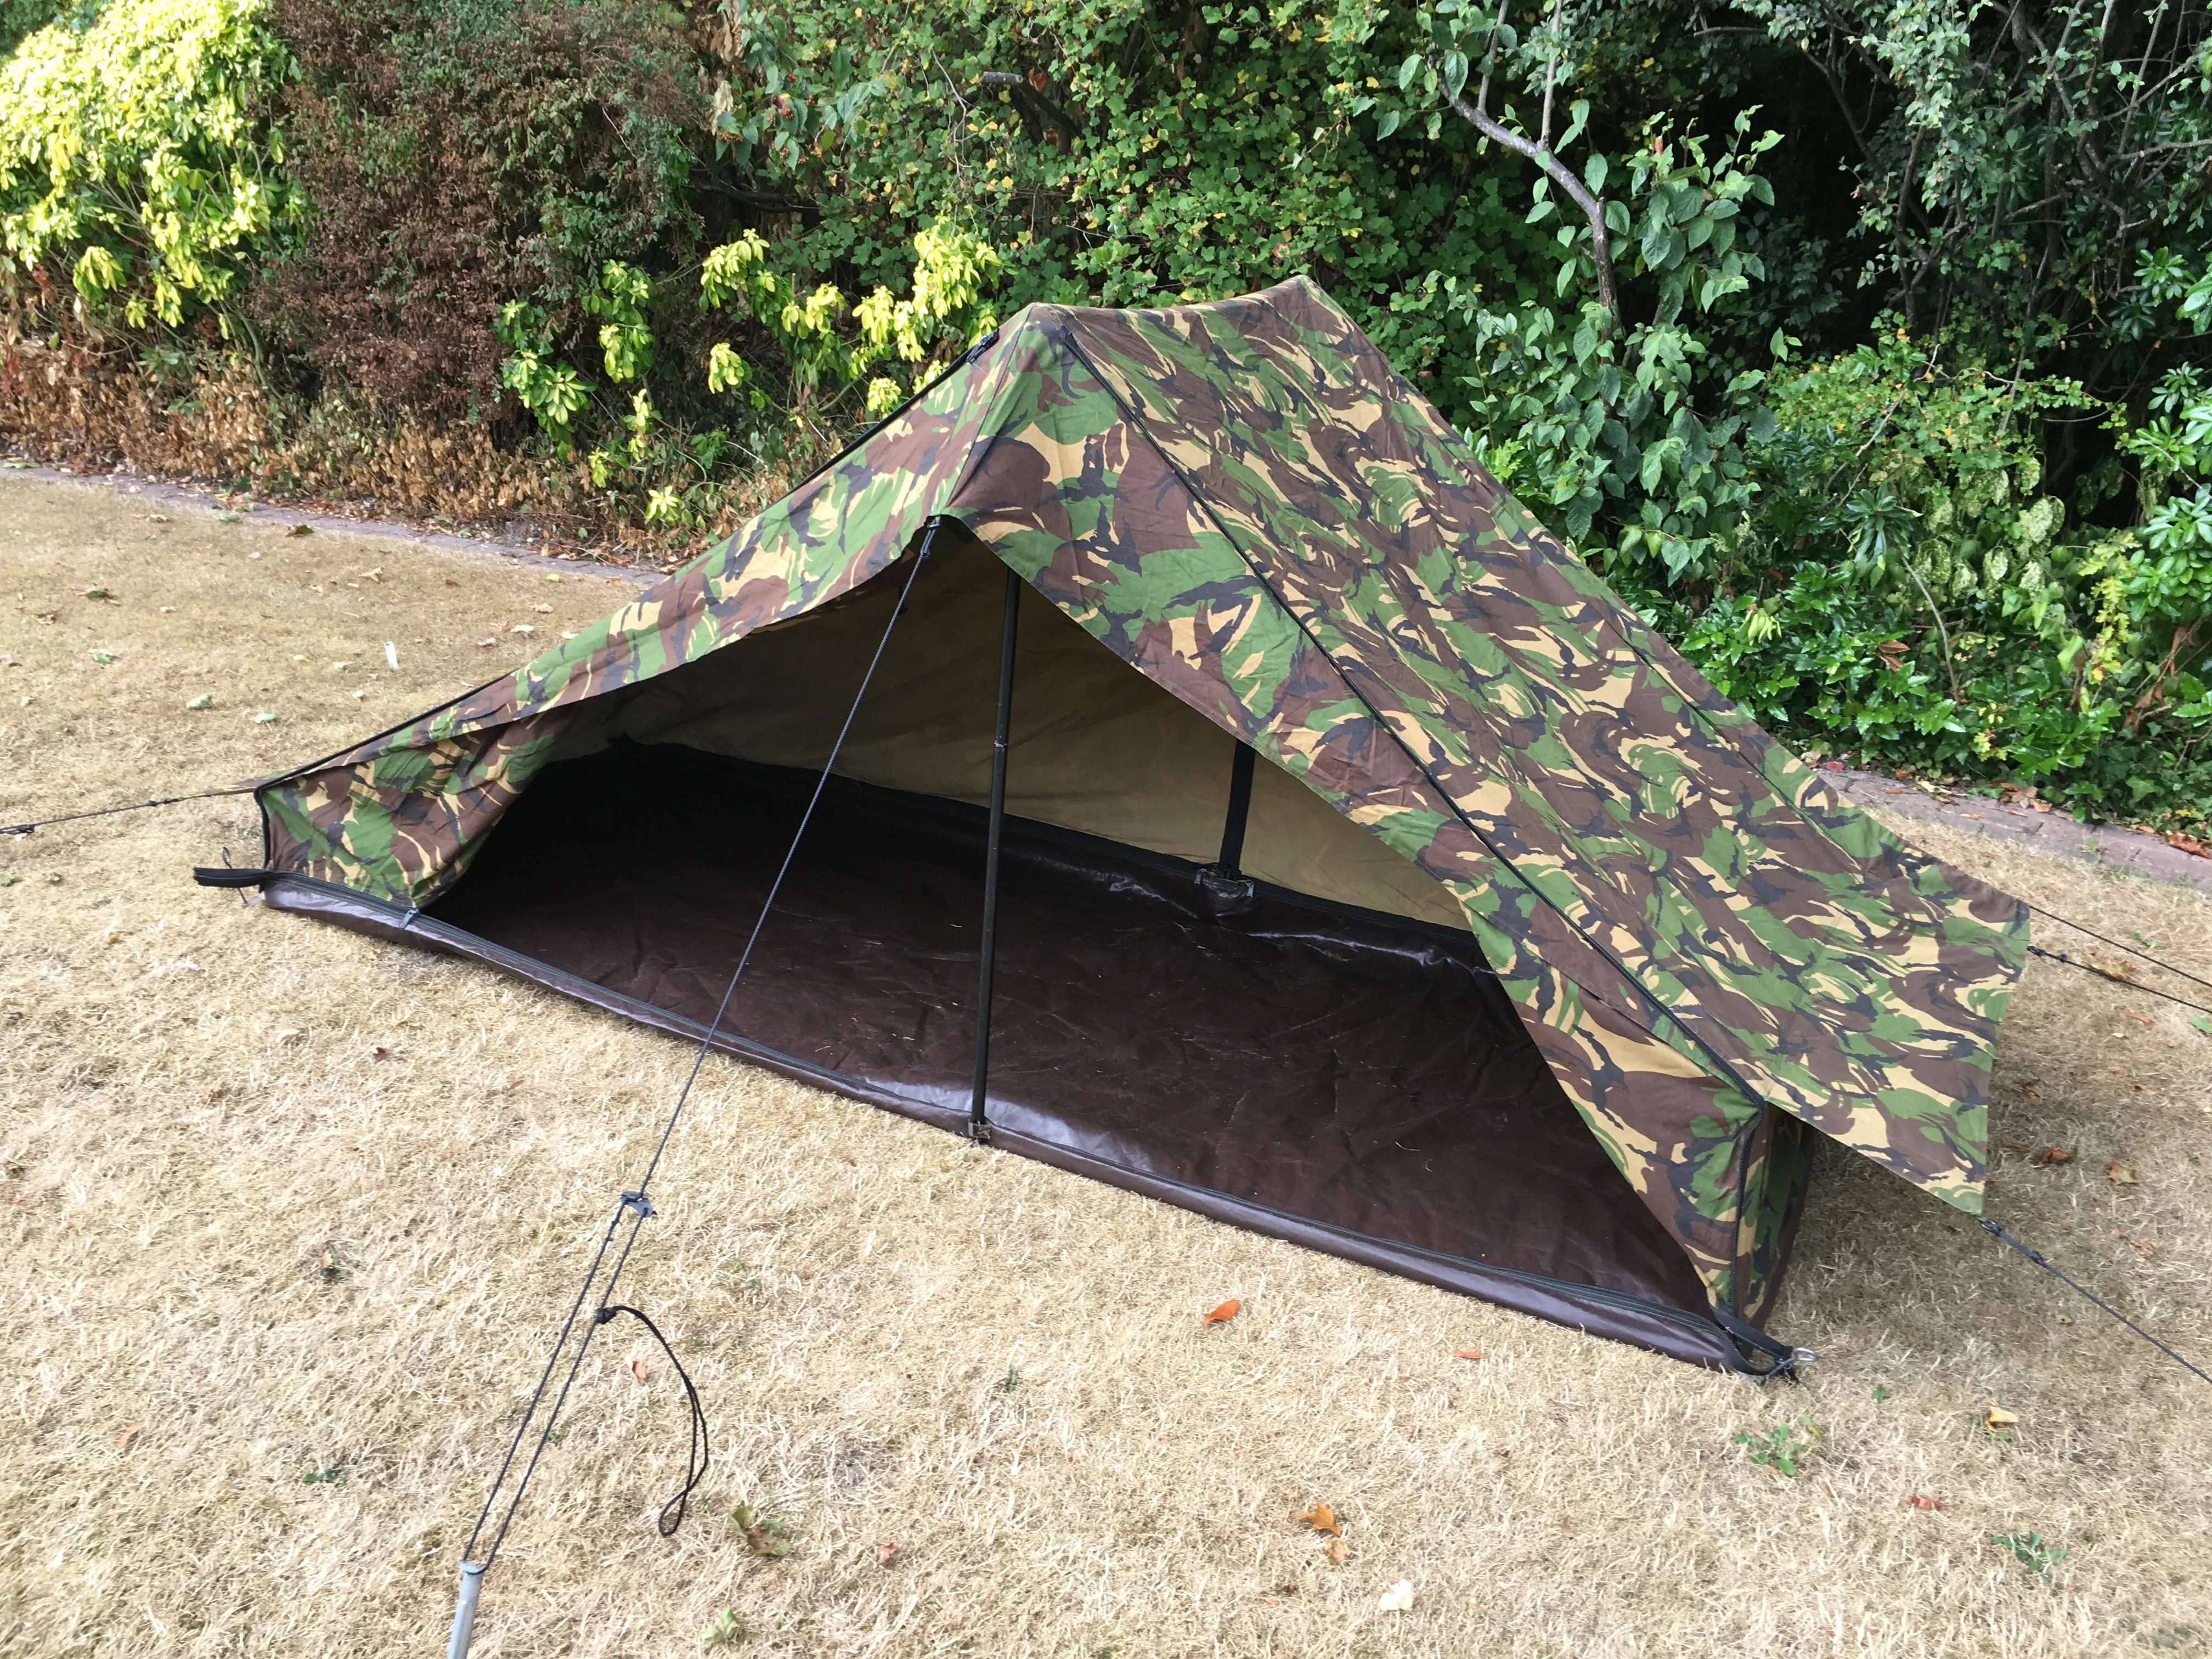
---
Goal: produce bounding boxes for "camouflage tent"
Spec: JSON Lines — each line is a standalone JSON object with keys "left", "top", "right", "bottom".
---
{"left": 237, "top": 278, "right": 2028, "bottom": 1370}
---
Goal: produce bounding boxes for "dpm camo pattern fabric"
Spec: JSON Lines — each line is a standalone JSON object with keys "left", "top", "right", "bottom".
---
{"left": 259, "top": 278, "right": 2027, "bottom": 1310}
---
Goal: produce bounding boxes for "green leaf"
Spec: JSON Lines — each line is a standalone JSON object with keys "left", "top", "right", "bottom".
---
{"left": 1398, "top": 53, "right": 1422, "bottom": 91}
{"left": 1558, "top": 99, "right": 1590, "bottom": 153}
{"left": 2191, "top": 1015, "right": 2212, "bottom": 1037}
{"left": 1584, "top": 153, "right": 1608, "bottom": 195}
{"left": 1375, "top": 109, "right": 1402, "bottom": 140}
{"left": 1442, "top": 49, "right": 1469, "bottom": 101}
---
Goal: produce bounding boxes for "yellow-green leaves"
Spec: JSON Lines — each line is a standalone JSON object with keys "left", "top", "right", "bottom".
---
{"left": 706, "top": 342, "right": 749, "bottom": 396}
{"left": 0, "top": 0, "right": 296, "bottom": 328}
{"left": 699, "top": 219, "right": 999, "bottom": 417}
{"left": 582, "top": 261, "right": 655, "bottom": 383}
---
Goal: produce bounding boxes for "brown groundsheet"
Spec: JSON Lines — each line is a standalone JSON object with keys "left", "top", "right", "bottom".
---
{"left": 420, "top": 744, "right": 1719, "bottom": 1327}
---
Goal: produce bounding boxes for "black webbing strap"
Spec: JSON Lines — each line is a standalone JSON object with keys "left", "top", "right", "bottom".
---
{"left": 1709, "top": 1303, "right": 1809, "bottom": 1380}
{"left": 193, "top": 866, "right": 283, "bottom": 888}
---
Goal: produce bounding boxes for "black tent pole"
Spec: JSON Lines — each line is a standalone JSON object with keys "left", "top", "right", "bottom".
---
{"left": 969, "top": 566, "right": 1022, "bottom": 1143}
{"left": 1215, "top": 744, "right": 1256, "bottom": 877}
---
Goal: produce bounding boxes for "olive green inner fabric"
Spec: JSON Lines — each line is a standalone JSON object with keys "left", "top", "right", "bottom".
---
{"left": 546, "top": 535, "right": 1471, "bottom": 931}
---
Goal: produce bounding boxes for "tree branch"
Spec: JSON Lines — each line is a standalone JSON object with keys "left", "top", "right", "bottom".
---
{"left": 1537, "top": 0, "right": 1565, "bottom": 153}
{"left": 1439, "top": 49, "right": 1618, "bottom": 330}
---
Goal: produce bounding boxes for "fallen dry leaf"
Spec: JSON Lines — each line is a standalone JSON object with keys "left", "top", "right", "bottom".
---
{"left": 532, "top": 603, "right": 554, "bottom": 614}
{"left": 876, "top": 1541, "right": 900, "bottom": 1566}
{"left": 359, "top": 567, "right": 382, "bottom": 581}
{"left": 1201, "top": 1298, "right": 1240, "bottom": 1328}
{"left": 1292, "top": 1503, "right": 1340, "bottom": 1537}
{"left": 629, "top": 1356, "right": 650, "bottom": 1386}
{"left": 114, "top": 1421, "right": 145, "bottom": 1452}
{"left": 2121, "top": 1010, "right": 2155, "bottom": 1029}
{"left": 369, "top": 1045, "right": 390, "bottom": 1060}
{"left": 1908, "top": 1494, "right": 1942, "bottom": 1511}
{"left": 1452, "top": 1347, "right": 1485, "bottom": 1361}
{"left": 475, "top": 638, "right": 496, "bottom": 648}
{"left": 2107, "top": 1160, "right": 2138, "bottom": 1184}
{"left": 286, "top": 523, "right": 313, "bottom": 537}
{"left": 2034, "top": 1146, "right": 2074, "bottom": 1165}
{"left": 1378, "top": 1579, "right": 1415, "bottom": 1612}
{"left": 444, "top": 576, "right": 459, "bottom": 586}
{"left": 1323, "top": 1538, "right": 1348, "bottom": 1565}
{"left": 1984, "top": 1406, "right": 2018, "bottom": 1432}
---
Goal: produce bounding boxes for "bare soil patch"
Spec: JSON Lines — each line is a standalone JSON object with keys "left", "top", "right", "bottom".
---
{"left": 4, "top": 479, "right": 2211, "bottom": 1656}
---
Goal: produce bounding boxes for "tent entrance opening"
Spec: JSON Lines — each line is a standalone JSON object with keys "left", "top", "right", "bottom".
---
{"left": 426, "top": 738, "right": 1710, "bottom": 1316}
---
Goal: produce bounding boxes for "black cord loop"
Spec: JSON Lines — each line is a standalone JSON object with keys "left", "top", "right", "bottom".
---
{"left": 592, "top": 1304, "right": 710, "bottom": 1536}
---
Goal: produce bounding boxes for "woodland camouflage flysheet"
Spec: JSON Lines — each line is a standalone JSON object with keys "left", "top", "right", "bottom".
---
{"left": 258, "top": 277, "right": 2028, "bottom": 1317}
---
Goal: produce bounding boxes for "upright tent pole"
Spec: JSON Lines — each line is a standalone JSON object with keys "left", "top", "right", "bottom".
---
{"left": 968, "top": 565, "right": 1022, "bottom": 1143}
{"left": 1215, "top": 744, "right": 1256, "bottom": 877}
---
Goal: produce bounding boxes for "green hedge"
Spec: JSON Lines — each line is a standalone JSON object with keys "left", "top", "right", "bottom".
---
{"left": 3, "top": 0, "right": 2209, "bottom": 834}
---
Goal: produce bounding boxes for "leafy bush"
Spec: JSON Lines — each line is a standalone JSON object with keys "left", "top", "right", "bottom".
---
{"left": 0, "top": 0, "right": 297, "bottom": 331}
{"left": 1634, "top": 312, "right": 2212, "bottom": 829}
{"left": 253, "top": 0, "right": 704, "bottom": 420}
{"left": 5, "top": 0, "right": 2212, "bottom": 828}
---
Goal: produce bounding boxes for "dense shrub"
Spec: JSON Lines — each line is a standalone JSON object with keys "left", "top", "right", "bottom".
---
{"left": 3, "top": 0, "right": 2211, "bottom": 830}
{"left": 254, "top": 0, "right": 706, "bottom": 419}
{"left": 0, "top": 0, "right": 297, "bottom": 333}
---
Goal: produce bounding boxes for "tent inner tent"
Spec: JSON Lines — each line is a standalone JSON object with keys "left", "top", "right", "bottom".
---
{"left": 231, "top": 279, "right": 2030, "bottom": 1371}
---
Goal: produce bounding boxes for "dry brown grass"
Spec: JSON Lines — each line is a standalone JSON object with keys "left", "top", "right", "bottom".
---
{"left": 4, "top": 475, "right": 2212, "bottom": 1658}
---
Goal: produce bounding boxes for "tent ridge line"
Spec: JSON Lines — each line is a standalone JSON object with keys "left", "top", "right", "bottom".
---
{"left": 1037, "top": 312, "right": 1779, "bottom": 1144}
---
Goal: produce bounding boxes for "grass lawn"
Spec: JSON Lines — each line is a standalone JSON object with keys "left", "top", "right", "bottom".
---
{"left": 4, "top": 475, "right": 2210, "bottom": 1657}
